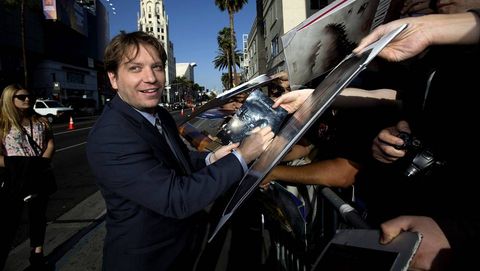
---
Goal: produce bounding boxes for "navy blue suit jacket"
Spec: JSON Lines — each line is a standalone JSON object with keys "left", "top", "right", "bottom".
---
{"left": 86, "top": 96, "right": 244, "bottom": 271}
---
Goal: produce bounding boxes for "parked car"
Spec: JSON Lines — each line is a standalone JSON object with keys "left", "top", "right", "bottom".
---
{"left": 62, "top": 97, "right": 97, "bottom": 116}
{"left": 33, "top": 99, "right": 73, "bottom": 123}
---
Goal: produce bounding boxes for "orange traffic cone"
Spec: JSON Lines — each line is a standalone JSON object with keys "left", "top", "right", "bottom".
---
{"left": 180, "top": 108, "right": 184, "bottom": 116}
{"left": 68, "top": 116, "right": 75, "bottom": 130}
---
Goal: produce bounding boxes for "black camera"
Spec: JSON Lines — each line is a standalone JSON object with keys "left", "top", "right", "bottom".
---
{"left": 395, "top": 132, "right": 442, "bottom": 178}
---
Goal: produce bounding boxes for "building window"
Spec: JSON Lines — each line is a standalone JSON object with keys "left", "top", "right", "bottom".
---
{"left": 161, "top": 28, "right": 164, "bottom": 33}
{"left": 271, "top": 36, "right": 279, "bottom": 57}
{"left": 67, "top": 72, "right": 85, "bottom": 84}
{"left": 148, "top": 14, "right": 151, "bottom": 18}
{"left": 162, "top": 35, "right": 164, "bottom": 40}
{"left": 311, "top": 0, "right": 328, "bottom": 9}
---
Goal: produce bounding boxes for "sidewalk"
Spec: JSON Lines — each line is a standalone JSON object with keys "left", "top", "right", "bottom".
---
{"left": 4, "top": 190, "right": 232, "bottom": 271}
{"left": 4, "top": 191, "right": 106, "bottom": 271}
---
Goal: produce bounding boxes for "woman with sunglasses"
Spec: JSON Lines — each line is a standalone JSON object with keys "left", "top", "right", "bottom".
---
{"left": 0, "top": 84, "right": 55, "bottom": 270}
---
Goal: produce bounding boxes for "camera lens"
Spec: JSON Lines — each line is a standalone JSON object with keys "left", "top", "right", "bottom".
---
{"left": 395, "top": 132, "right": 411, "bottom": 150}
{"left": 404, "top": 149, "right": 435, "bottom": 177}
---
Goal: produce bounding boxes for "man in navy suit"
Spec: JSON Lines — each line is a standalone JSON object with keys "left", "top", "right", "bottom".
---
{"left": 86, "top": 31, "right": 274, "bottom": 271}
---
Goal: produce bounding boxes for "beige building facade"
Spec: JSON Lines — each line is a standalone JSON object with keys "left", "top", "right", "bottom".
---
{"left": 246, "top": 0, "right": 333, "bottom": 80}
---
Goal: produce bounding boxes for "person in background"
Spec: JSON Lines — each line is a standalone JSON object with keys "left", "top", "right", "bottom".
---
{"left": 354, "top": 11, "right": 480, "bottom": 270}
{"left": 86, "top": 31, "right": 273, "bottom": 271}
{"left": 0, "top": 84, "right": 55, "bottom": 270}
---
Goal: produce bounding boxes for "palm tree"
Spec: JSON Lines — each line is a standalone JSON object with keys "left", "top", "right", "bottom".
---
{"left": 5, "top": 0, "right": 32, "bottom": 88}
{"left": 217, "top": 27, "right": 233, "bottom": 88}
{"left": 213, "top": 47, "right": 242, "bottom": 76}
{"left": 214, "top": 28, "right": 242, "bottom": 89}
{"left": 214, "top": 0, "right": 248, "bottom": 87}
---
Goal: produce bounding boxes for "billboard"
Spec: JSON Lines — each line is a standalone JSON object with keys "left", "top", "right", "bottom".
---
{"left": 43, "top": 0, "right": 57, "bottom": 20}
{"left": 43, "top": 0, "right": 88, "bottom": 36}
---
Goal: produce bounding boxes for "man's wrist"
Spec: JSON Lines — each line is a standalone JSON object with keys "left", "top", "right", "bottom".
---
{"left": 209, "top": 151, "right": 217, "bottom": 163}
{"left": 231, "top": 149, "right": 248, "bottom": 173}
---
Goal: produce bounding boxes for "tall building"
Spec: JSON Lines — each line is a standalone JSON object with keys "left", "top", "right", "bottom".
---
{"left": 138, "top": 0, "right": 176, "bottom": 103}
{"left": 176, "top": 63, "right": 197, "bottom": 82}
{"left": 240, "top": 34, "right": 249, "bottom": 80}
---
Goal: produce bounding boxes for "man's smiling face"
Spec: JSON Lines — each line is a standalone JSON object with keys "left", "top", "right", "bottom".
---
{"left": 108, "top": 43, "right": 165, "bottom": 113}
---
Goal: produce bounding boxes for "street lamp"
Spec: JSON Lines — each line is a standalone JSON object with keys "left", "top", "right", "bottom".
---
{"left": 164, "top": 86, "right": 171, "bottom": 103}
{"left": 166, "top": 83, "right": 185, "bottom": 104}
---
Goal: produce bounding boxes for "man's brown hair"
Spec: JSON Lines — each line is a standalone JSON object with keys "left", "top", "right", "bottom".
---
{"left": 104, "top": 31, "right": 167, "bottom": 74}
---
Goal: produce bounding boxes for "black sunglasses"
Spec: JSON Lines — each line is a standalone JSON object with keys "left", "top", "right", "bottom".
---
{"left": 13, "top": 94, "right": 33, "bottom": 101}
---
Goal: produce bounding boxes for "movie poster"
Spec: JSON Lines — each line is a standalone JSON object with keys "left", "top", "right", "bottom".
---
{"left": 282, "top": 0, "right": 382, "bottom": 88}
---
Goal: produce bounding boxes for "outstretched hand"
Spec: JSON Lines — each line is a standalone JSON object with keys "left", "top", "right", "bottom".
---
{"left": 272, "top": 89, "right": 314, "bottom": 114}
{"left": 353, "top": 16, "right": 432, "bottom": 62}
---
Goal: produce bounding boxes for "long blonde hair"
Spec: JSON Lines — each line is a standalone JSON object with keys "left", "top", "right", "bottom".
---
{"left": 0, "top": 84, "right": 43, "bottom": 139}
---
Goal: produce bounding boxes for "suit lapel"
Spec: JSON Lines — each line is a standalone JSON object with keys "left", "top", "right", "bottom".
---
{"left": 109, "top": 96, "right": 183, "bottom": 172}
{"left": 157, "top": 108, "right": 192, "bottom": 175}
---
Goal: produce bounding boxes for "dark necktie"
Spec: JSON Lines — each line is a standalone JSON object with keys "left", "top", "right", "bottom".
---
{"left": 155, "top": 118, "right": 192, "bottom": 175}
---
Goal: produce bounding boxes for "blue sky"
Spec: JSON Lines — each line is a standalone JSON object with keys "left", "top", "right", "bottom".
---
{"left": 103, "top": 0, "right": 256, "bottom": 91}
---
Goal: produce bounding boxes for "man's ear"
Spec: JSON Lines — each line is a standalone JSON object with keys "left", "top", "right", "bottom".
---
{"left": 107, "top": 71, "right": 118, "bottom": 90}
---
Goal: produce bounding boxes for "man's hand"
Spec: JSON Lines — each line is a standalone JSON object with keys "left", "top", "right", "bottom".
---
{"left": 272, "top": 89, "right": 314, "bottom": 114}
{"left": 372, "top": 120, "right": 411, "bottom": 163}
{"left": 381, "top": 216, "right": 451, "bottom": 270}
{"left": 210, "top": 143, "right": 240, "bottom": 163}
{"left": 236, "top": 126, "right": 274, "bottom": 164}
{"left": 354, "top": 13, "right": 480, "bottom": 62}
{"left": 353, "top": 16, "right": 433, "bottom": 62}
